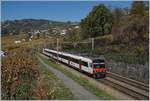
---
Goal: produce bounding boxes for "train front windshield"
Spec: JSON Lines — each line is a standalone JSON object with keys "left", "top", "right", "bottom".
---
{"left": 94, "top": 64, "right": 105, "bottom": 68}
{"left": 93, "top": 59, "right": 106, "bottom": 72}
{"left": 93, "top": 59, "right": 105, "bottom": 68}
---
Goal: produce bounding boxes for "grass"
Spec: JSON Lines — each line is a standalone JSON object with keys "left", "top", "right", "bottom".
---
{"left": 37, "top": 53, "right": 117, "bottom": 100}
{"left": 37, "top": 56, "right": 74, "bottom": 100}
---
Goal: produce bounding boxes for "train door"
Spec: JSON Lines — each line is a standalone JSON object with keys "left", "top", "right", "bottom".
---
{"left": 79, "top": 59, "right": 82, "bottom": 70}
{"left": 88, "top": 62, "right": 93, "bottom": 74}
{"left": 81, "top": 61, "right": 90, "bottom": 73}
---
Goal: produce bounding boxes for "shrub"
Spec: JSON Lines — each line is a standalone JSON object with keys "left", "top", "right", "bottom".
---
{"left": 1, "top": 48, "right": 55, "bottom": 100}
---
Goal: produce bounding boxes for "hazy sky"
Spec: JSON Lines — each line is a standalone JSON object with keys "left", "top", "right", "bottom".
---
{"left": 2, "top": 1, "right": 133, "bottom": 22}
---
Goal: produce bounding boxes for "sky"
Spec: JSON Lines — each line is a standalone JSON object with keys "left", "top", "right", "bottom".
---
{"left": 1, "top": 1, "right": 133, "bottom": 22}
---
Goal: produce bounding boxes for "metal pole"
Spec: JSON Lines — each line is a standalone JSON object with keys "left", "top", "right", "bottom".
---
{"left": 57, "top": 38, "right": 59, "bottom": 63}
{"left": 44, "top": 39, "right": 46, "bottom": 48}
{"left": 92, "top": 38, "right": 94, "bottom": 50}
{"left": 59, "top": 40, "right": 61, "bottom": 51}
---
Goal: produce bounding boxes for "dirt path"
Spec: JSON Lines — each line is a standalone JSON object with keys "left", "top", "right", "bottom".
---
{"left": 36, "top": 55, "right": 100, "bottom": 100}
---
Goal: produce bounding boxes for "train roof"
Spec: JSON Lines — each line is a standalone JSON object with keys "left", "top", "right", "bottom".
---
{"left": 44, "top": 48, "right": 104, "bottom": 62}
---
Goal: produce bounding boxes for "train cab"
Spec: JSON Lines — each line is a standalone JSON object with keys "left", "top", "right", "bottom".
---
{"left": 92, "top": 59, "right": 107, "bottom": 78}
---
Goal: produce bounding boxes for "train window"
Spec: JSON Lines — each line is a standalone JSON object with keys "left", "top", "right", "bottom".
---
{"left": 93, "top": 59, "right": 104, "bottom": 63}
{"left": 59, "top": 54, "right": 62, "bottom": 57}
{"left": 68, "top": 57, "right": 72, "bottom": 61}
{"left": 51, "top": 52, "right": 57, "bottom": 57}
{"left": 81, "top": 61, "right": 88, "bottom": 67}
{"left": 90, "top": 63, "right": 92, "bottom": 68}
{"left": 69, "top": 57, "right": 79, "bottom": 63}
{"left": 44, "top": 50, "right": 59, "bottom": 57}
{"left": 45, "top": 50, "right": 53, "bottom": 55}
{"left": 60, "top": 54, "right": 68, "bottom": 59}
{"left": 65, "top": 55, "right": 67, "bottom": 59}
{"left": 94, "top": 64, "right": 105, "bottom": 68}
{"left": 74, "top": 58, "right": 79, "bottom": 63}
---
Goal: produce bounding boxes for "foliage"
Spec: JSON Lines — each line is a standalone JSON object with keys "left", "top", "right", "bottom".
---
{"left": 130, "top": 1, "right": 147, "bottom": 16}
{"left": 123, "top": 15, "right": 148, "bottom": 42}
{"left": 111, "top": 1, "right": 148, "bottom": 44}
{"left": 112, "top": 8, "right": 125, "bottom": 24}
{"left": 80, "top": 4, "right": 113, "bottom": 38}
{"left": 1, "top": 48, "right": 55, "bottom": 100}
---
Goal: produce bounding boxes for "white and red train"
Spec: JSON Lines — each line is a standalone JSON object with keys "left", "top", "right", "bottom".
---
{"left": 43, "top": 48, "right": 107, "bottom": 78}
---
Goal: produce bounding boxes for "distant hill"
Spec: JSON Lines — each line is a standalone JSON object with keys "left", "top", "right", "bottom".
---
{"left": 1, "top": 19, "right": 79, "bottom": 36}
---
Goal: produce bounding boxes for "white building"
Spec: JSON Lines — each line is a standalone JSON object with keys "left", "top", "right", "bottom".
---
{"left": 60, "top": 29, "right": 67, "bottom": 35}
{"left": 22, "top": 39, "right": 26, "bottom": 41}
{"left": 74, "top": 26, "right": 79, "bottom": 29}
{"left": 34, "top": 30, "right": 40, "bottom": 35}
{"left": 14, "top": 40, "right": 21, "bottom": 44}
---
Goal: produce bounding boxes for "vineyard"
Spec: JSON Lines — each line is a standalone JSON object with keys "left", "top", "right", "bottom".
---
{"left": 1, "top": 48, "right": 55, "bottom": 100}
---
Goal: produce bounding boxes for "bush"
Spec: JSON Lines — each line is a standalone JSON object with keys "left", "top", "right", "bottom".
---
{"left": 1, "top": 48, "right": 55, "bottom": 100}
{"left": 2, "top": 49, "right": 39, "bottom": 99}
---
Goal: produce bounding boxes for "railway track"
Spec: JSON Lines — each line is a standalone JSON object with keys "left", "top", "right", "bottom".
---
{"left": 107, "top": 72, "right": 149, "bottom": 91}
{"left": 98, "top": 72, "right": 149, "bottom": 100}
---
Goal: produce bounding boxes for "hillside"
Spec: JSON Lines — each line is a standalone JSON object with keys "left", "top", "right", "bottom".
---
{"left": 1, "top": 19, "right": 79, "bottom": 36}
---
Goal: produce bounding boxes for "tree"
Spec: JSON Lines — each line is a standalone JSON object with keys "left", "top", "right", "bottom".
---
{"left": 120, "top": 14, "right": 147, "bottom": 43}
{"left": 80, "top": 4, "right": 113, "bottom": 38}
{"left": 130, "top": 1, "right": 146, "bottom": 16}
{"left": 112, "top": 8, "right": 125, "bottom": 24}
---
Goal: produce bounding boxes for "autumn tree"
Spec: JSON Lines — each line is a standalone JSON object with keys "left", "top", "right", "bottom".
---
{"left": 112, "top": 8, "right": 125, "bottom": 24}
{"left": 130, "top": 1, "right": 146, "bottom": 16}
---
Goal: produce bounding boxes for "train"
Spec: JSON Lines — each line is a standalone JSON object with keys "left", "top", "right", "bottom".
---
{"left": 43, "top": 48, "right": 107, "bottom": 78}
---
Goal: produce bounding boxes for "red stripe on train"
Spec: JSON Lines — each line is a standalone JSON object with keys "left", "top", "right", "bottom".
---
{"left": 94, "top": 68, "right": 107, "bottom": 72}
